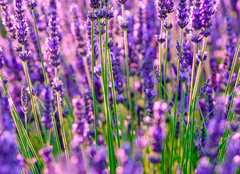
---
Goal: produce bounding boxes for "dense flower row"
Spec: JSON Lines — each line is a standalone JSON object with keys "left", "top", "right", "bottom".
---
{"left": 0, "top": 0, "right": 239, "bottom": 173}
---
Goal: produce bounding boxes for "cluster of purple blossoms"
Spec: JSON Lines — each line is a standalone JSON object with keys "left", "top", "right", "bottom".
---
{"left": 117, "top": 142, "right": 143, "bottom": 174}
{"left": 46, "top": 0, "right": 61, "bottom": 68}
{"left": 149, "top": 100, "right": 167, "bottom": 163}
{"left": 14, "top": 0, "right": 29, "bottom": 45}
{"left": 0, "top": 2, "right": 16, "bottom": 39}
{"left": 0, "top": 0, "right": 239, "bottom": 173}
{"left": 111, "top": 51, "right": 124, "bottom": 103}
{"left": 41, "top": 86, "right": 53, "bottom": 130}
{"left": 217, "top": 133, "right": 240, "bottom": 174}
{"left": 177, "top": 0, "right": 189, "bottom": 28}
{"left": 72, "top": 95, "right": 91, "bottom": 144}
{"left": 200, "top": 0, "right": 217, "bottom": 37}
{"left": 197, "top": 97, "right": 226, "bottom": 172}
{"left": 0, "top": 95, "right": 22, "bottom": 174}
{"left": 142, "top": 49, "right": 157, "bottom": 118}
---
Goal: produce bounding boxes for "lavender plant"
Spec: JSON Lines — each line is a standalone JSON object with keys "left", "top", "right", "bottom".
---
{"left": 0, "top": 0, "right": 239, "bottom": 173}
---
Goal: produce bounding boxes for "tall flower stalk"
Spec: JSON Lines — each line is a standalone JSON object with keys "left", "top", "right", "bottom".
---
{"left": 169, "top": 0, "right": 189, "bottom": 172}
{"left": 28, "top": 1, "right": 48, "bottom": 85}
{"left": 94, "top": 1, "right": 116, "bottom": 172}
{"left": 119, "top": 0, "right": 134, "bottom": 144}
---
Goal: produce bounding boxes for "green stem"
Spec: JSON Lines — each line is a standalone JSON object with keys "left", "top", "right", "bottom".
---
{"left": 121, "top": 3, "right": 134, "bottom": 143}
{"left": 169, "top": 28, "right": 183, "bottom": 173}
{"left": 90, "top": 9, "right": 98, "bottom": 146}
{"left": 31, "top": 9, "right": 48, "bottom": 85}
{"left": 0, "top": 73, "right": 41, "bottom": 170}
{"left": 22, "top": 60, "right": 44, "bottom": 147}
{"left": 164, "top": 29, "right": 169, "bottom": 101}
{"left": 97, "top": 17, "right": 116, "bottom": 173}
{"left": 159, "top": 20, "right": 164, "bottom": 99}
{"left": 224, "top": 40, "right": 240, "bottom": 95}
{"left": 218, "top": 39, "right": 240, "bottom": 162}
{"left": 187, "top": 37, "right": 208, "bottom": 172}
{"left": 108, "top": 48, "right": 121, "bottom": 147}
{"left": 56, "top": 90, "right": 69, "bottom": 165}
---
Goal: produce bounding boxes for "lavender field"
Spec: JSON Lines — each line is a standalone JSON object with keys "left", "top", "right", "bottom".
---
{"left": 0, "top": 0, "right": 240, "bottom": 173}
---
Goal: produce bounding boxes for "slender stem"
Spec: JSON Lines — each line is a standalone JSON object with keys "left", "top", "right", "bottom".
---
{"left": 97, "top": 16, "right": 116, "bottom": 173}
{"left": 169, "top": 28, "right": 183, "bottom": 173}
{"left": 90, "top": 10, "right": 98, "bottom": 145}
{"left": 187, "top": 37, "right": 208, "bottom": 172}
{"left": 188, "top": 31, "right": 198, "bottom": 123}
{"left": 218, "top": 39, "right": 240, "bottom": 162}
{"left": 225, "top": 40, "right": 240, "bottom": 95}
{"left": 0, "top": 73, "right": 41, "bottom": 170}
{"left": 159, "top": 20, "right": 164, "bottom": 99}
{"left": 108, "top": 48, "right": 121, "bottom": 147}
{"left": 31, "top": 9, "right": 48, "bottom": 85}
{"left": 164, "top": 21, "right": 170, "bottom": 102}
{"left": 83, "top": 55, "right": 92, "bottom": 89}
{"left": 24, "top": 112, "right": 27, "bottom": 133}
{"left": 22, "top": 59, "right": 44, "bottom": 147}
{"left": 121, "top": 3, "right": 134, "bottom": 143}
{"left": 56, "top": 91, "right": 69, "bottom": 165}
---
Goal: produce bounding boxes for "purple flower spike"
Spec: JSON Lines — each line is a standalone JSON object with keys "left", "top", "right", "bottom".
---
{"left": 41, "top": 86, "right": 53, "bottom": 130}
{"left": 26, "top": 0, "right": 37, "bottom": 9}
{"left": 177, "top": 0, "right": 189, "bottom": 28}
{"left": 200, "top": 0, "right": 217, "bottom": 37}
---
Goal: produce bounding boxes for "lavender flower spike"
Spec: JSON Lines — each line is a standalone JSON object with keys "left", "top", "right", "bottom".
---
{"left": 177, "top": 0, "right": 189, "bottom": 28}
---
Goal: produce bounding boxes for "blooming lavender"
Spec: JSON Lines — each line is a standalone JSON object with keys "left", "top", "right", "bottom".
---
{"left": 0, "top": 95, "right": 22, "bottom": 174}
{"left": 41, "top": 86, "right": 53, "bottom": 130}
{"left": 0, "top": 0, "right": 238, "bottom": 173}
{"left": 200, "top": 0, "right": 217, "bottom": 37}
{"left": 177, "top": 0, "right": 189, "bottom": 28}
{"left": 46, "top": 0, "right": 61, "bottom": 68}
{"left": 217, "top": 133, "right": 240, "bottom": 174}
{"left": 0, "top": 2, "right": 16, "bottom": 39}
{"left": 14, "top": 0, "right": 29, "bottom": 45}
{"left": 149, "top": 100, "right": 167, "bottom": 163}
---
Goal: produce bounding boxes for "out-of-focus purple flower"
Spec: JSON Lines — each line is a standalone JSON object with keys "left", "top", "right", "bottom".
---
{"left": 72, "top": 95, "right": 90, "bottom": 144}
{"left": 117, "top": 141, "right": 143, "bottom": 174}
{"left": 111, "top": 51, "right": 124, "bottom": 103}
{"left": 0, "top": 95, "right": 22, "bottom": 174}
{"left": 196, "top": 157, "right": 214, "bottom": 174}
{"left": 26, "top": 0, "right": 37, "bottom": 9}
{"left": 51, "top": 77, "right": 63, "bottom": 92}
{"left": 197, "top": 97, "right": 226, "bottom": 172}
{"left": 118, "top": 0, "right": 127, "bottom": 4}
{"left": 0, "top": 95, "right": 13, "bottom": 131}
{"left": 70, "top": 138, "right": 86, "bottom": 174}
{"left": 148, "top": 100, "right": 167, "bottom": 163}
{"left": 217, "top": 132, "right": 240, "bottom": 174}
{"left": 0, "top": 131, "right": 22, "bottom": 174}
{"left": 142, "top": 49, "right": 156, "bottom": 118}
{"left": 0, "top": 3, "right": 16, "bottom": 39}
{"left": 39, "top": 146, "right": 56, "bottom": 174}
{"left": 156, "top": 0, "right": 168, "bottom": 20}
{"left": 88, "top": 145, "right": 107, "bottom": 174}
{"left": 90, "top": 0, "right": 100, "bottom": 9}
{"left": 233, "top": 89, "right": 240, "bottom": 115}
{"left": 19, "top": 50, "right": 30, "bottom": 62}
{"left": 200, "top": 0, "right": 217, "bottom": 37}
{"left": 176, "top": 0, "right": 189, "bottom": 28}
{"left": 0, "top": 46, "right": 5, "bottom": 69}
{"left": 41, "top": 86, "right": 53, "bottom": 130}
